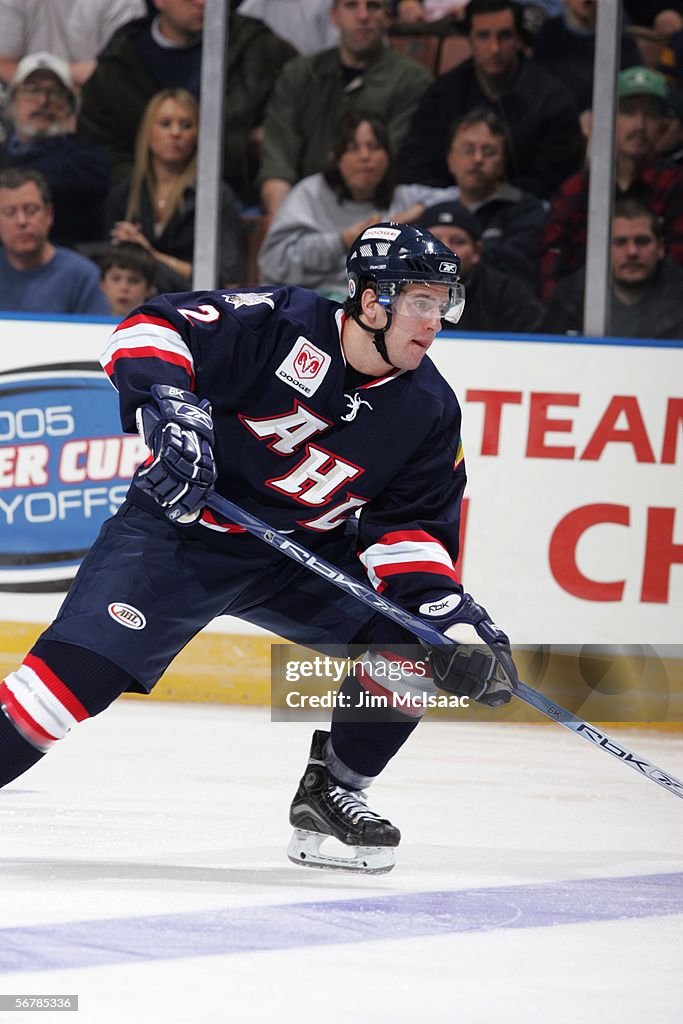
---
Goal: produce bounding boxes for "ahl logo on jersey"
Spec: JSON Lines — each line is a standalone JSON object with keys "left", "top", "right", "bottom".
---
{"left": 275, "top": 338, "right": 331, "bottom": 397}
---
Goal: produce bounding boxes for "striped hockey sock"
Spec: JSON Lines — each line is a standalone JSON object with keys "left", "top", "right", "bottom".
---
{"left": 0, "top": 639, "right": 135, "bottom": 789}
{"left": 329, "top": 671, "right": 420, "bottom": 784}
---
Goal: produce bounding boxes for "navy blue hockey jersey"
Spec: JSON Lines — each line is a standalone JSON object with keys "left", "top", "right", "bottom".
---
{"left": 100, "top": 286, "right": 467, "bottom": 611}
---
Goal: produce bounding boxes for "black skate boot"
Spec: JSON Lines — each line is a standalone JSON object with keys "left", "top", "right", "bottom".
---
{"left": 287, "top": 729, "right": 400, "bottom": 874}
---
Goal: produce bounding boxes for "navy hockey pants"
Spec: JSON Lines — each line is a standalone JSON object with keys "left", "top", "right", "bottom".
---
{"left": 1, "top": 502, "right": 424, "bottom": 786}
{"left": 43, "top": 502, "right": 381, "bottom": 693}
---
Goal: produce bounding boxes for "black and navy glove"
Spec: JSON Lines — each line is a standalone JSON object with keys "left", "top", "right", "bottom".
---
{"left": 135, "top": 385, "right": 217, "bottom": 525}
{"left": 419, "top": 593, "right": 517, "bottom": 708}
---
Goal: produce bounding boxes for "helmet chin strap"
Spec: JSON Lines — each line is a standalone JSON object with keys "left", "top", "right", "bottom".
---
{"left": 351, "top": 308, "right": 395, "bottom": 369}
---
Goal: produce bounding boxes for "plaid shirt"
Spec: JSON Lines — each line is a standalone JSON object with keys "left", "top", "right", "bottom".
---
{"left": 540, "top": 160, "right": 683, "bottom": 301}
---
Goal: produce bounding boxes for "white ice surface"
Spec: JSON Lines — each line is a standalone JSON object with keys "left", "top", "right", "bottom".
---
{"left": 1, "top": 702, "right": 682, "bottom": 1024}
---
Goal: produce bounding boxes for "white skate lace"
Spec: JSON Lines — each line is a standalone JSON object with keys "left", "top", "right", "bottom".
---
{"left": 329, "top": 786, "right": 381, "bottom": 822}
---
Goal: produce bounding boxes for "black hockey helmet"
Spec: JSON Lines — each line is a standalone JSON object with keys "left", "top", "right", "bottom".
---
{"left": 345, "top": 222, "right": 465, "bottom": 326}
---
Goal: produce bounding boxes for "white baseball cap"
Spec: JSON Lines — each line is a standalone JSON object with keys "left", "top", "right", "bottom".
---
{"left": 10, "top": 52, "right": 76, "bottom": 100}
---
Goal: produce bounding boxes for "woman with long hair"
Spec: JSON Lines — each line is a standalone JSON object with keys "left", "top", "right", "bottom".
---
{"left": 258, "top": 110, "right": 458, "bottom": 300}
{"left": 106, "top": 88, "right": 242, "bottom": 290}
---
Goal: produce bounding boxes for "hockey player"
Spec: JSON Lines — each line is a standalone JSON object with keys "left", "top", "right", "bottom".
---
{"left": 0, "top": 223, "right": 516, "bottom": 873}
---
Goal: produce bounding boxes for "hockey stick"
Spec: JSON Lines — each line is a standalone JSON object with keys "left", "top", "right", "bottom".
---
{"left": 206, "top": 492, "right": 683, "bottom": 802}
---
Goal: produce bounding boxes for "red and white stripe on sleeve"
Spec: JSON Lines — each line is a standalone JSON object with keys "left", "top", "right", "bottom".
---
{"left": 100, "top": 313, "right": 195, "bottom": 388}
{"left": 0, "top": 654, "right": 89, "bottom": 752}
{"left": 358, "top": 529, "right": 459, "bottom": 593}
{"left": 197, "top": 508, "right": 247, "bottom": 534}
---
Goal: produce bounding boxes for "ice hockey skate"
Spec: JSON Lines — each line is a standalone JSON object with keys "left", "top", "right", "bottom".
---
{"left": 287, "top": 730, "right": 400, "bottom": 875}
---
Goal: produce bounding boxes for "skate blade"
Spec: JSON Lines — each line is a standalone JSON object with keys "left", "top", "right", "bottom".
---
{"left": 287, "top": 828, "right": 396, "bottom": 875}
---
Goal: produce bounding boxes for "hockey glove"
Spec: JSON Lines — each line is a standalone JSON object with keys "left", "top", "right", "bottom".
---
{"left": 419, "top": 593, "right": 517, "bottom": 708}
{"left": 135, "top": 385, "right": 217, "bottom": 525}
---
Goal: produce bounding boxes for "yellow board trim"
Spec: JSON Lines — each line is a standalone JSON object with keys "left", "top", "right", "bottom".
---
{"left": 1, "top": 623, "right": 682, "bottom": 733}
{"left": 0, "top": 622, "right": 274, "bottom": 706}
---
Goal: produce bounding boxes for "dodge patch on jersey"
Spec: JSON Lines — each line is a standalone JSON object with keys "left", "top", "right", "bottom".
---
{"left": 275, "top": 338, "right": 331, "bottom": 397}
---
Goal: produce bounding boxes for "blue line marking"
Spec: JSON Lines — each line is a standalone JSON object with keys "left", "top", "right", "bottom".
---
{"left": 1, "top": 872, "right": 681, "bottom": 973}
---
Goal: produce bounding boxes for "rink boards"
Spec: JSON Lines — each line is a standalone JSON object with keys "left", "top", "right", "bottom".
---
{"left": 0, "top": 313, "right": 681, "bottom": 725}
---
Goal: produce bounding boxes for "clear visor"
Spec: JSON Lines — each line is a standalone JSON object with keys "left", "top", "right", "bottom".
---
{"left": 378, "top": 281, "right": 466, "bottom": 324}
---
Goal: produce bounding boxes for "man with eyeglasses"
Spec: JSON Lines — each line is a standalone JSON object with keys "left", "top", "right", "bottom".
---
{"left": 0, "top": 52, "right": 109, "bottom": 247}
{"left": 0, "top": 166, "right": 110, "bottom": 314}
{"left": 443, "top": 106, "right": 546, "bottom": 290}
{"left": 0, "top": 222, "right": 517, "bottom": 874}
{"left": 396, "top": 0, "right": 584, "bottom": 200}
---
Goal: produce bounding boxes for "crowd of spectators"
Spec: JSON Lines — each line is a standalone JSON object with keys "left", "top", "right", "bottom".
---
{"left": 541, "top": 65, "right": 683, "bottom": 301}
{"left": 258, "top": 109, "right": 459, "bottom": 299}
{"left": 0, "top": 0, "right": 681, "bottom": 339}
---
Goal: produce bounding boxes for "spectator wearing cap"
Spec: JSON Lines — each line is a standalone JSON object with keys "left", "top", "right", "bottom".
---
{"left": 0, "top": 52, "right": 109, "bottom": 246}
{"left": 541, "top": 66, "right": 683, "bottom": 300}
{"left": 542, "top": 196, "right": 683, "bottom": 339}
{"left": 0, "top": 167, "right": 110, "bottom": 315}
{"left": 416, "top": 200, "right": 544, "bottom": 332}
{"left": 442, "top": 107, "right": 546, "bottom": 291}
{"left": 396, "top": 0, "right": 584, "bottom": 200}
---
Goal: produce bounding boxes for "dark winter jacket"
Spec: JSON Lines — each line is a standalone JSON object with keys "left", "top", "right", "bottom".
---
{"left": 259, "top": 45, "right": 431, "bottom": 187}
{"left": 106, "top": 178, "right": 243, "bottom": 290}
{"left": 397, "top": 55, "right": 584, "bottom": 200}
{"left": 455, "top": 262, "right": 544, "bottom": 334}
{"left": 541, "top": 160, "right": 683, "bottom": 300}
{"left": 78, "top": 13, "right": 297, "bottom": 203}
{"left": 0, "top": 133, "right": 109, "bottom": 247}
{"left": 533, "top": 16, "right": 641, "bottom": 114}
{"left": 470, "top": 182, "right": 546, "bottom": 292}
{"left": 541, "top": 258, "right": 683, "bottom": 340}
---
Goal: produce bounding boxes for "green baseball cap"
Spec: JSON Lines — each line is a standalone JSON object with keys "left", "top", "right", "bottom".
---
{"left": 618, "top": 66, "right": 668, "bottom": 103}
